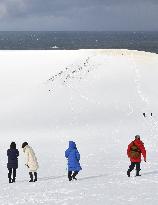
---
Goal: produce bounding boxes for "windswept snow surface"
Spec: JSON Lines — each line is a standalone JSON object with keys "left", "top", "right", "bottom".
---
{"left": 0, "top": 49, "right": 158, "bottom": 204}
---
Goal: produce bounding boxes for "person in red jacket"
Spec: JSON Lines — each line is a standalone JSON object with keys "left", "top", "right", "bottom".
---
{"left": 127, "top": 135, "right": 146, "bottom": 177}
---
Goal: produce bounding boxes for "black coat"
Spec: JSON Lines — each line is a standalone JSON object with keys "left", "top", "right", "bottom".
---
{"left": 7, "top": 149, "right": 19, "bottom": 169}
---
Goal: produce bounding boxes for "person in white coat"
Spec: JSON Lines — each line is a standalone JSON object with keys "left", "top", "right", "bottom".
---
{"left": 22, "top": 142, "right": 39, "bottom": 182}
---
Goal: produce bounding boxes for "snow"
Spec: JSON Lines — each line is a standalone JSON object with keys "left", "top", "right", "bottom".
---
{"left": 0, "top": 49, "right": 158, "bottom": 204}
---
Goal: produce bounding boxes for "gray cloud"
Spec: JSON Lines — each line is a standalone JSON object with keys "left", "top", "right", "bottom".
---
{"left": 0, "top": 0, "right": 158, "bottom": 30}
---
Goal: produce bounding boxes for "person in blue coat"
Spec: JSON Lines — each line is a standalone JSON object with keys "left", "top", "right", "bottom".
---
{"left": 65, "top": 141, "right": 82, "bottom": 181}
{"left": 7, "top": 142, "right": 19, "bottom": 183}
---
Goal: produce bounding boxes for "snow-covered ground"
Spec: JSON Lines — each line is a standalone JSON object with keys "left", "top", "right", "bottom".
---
{"left": 0, "top": 49, "right": 158, "bottom": 204}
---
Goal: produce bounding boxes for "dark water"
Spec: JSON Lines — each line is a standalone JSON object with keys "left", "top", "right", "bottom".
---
{"left": 0, "top": 31, "right": 158, "bottom": 53}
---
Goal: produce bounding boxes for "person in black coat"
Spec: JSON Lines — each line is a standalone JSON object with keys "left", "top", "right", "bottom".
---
{"left": 7, "top": 142, "right": 19, "bottom": 183}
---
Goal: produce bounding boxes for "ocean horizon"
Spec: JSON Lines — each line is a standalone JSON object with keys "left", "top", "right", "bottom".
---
{"left": 0, "top": 31, "right": 157, "bottom": 53}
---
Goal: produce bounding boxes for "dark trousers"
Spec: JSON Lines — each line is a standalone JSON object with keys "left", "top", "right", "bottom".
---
{"left": 68, "top": 171, "right": 78, "bottom": 180}
{"left": 128, "top": 162, "right": 141, "bottom": 174}
{"left": 8, "top": 168, "right": 16, "bottom": 181}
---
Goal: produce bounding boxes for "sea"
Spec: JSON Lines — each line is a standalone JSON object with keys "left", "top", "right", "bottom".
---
{"left": 0, "top": 31, "right": 158, "bottom": 53}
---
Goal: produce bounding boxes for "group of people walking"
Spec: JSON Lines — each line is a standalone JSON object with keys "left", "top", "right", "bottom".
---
{"left": 7, "top": 135, "right": 146, "bottom": 183}
{"left": 7, "top": 142, "right": 39, "bottom": 183}
{"left": 7, "top": 140, "right": 82, "bottom": 183}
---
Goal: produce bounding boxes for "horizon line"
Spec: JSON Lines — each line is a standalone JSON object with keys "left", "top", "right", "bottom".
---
{"left": 0, "top": 30, "right": 158, "bottom": 32}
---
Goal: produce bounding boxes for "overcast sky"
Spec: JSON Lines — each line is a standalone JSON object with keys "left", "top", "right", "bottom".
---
{"left": 0, "top": 0, "right": 157, "bottom": 31}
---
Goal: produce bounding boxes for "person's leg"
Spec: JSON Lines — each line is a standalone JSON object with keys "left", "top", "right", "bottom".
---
{"left": 8, "top": 168, "right": 12, "bottom": 183}
{"left": 136, "top": 162, "right": 141, "bottom": 176}
{"left": 72, "top": 171, "right": 78, "bottom": 180}
{"left": 29, "top": 172, "right": 33, "bottom": 182}
{"left": 12, "top": 168, "right": 16, "bottom": 182}
{"left": 34, "top": 172, "right": 37, "bottom": 182}
{"left": 68, "top": 171, "right": 72, "bottom": 181}
{"left": 127, "top": 162, "right": 135, "bottom": 177}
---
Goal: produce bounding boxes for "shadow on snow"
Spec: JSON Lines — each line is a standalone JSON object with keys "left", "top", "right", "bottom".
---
{"left": 7, "top": 174, "right": 106, "bottom": 184}
{"left": 143, "top": 170, "right": 158, "bottom": 176}
{"left": 78, "top": 174, "right": 107, "bottom": 181}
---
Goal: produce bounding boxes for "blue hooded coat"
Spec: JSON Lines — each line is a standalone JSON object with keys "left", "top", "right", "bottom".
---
{"left": 7, "top": 149, "right": 19, "bottom": 169}
{"left": 65, "top": 141, "right": 82, "bottom": 172}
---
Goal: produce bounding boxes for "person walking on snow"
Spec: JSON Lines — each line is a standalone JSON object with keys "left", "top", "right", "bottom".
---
{"left": 127, "top": 135, "right": 146, "bottom": 177}
{"left": 65, "top": 141, "right": 82, "bottom": 181}
{"left": 7, "top": 142, "right": 19, "bottom": 183}
{"left": 22, "top": 142, "right": 39, "bottom": 182}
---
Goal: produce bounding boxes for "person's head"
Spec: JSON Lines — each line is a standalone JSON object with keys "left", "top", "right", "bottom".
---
{"left": 22, "top": 142, "right": 28, "bottom": 148}
{"left": 135, "top": 135, "right": 140, "bottom": 140}
{"left": 69, "top": 141, "right": 76, "bottom": 149}
{"left": 10, "top": 142, "right": 16, "bottom": 149}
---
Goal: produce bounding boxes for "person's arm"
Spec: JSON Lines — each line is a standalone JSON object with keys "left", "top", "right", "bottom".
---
{"left": 136, "top": 141, "right": 146, "bottom": 162}
{"left": 16, "top": 150, "right": 19, "bottom": 157}
{"left": 65, "top": 149, "right": 69, "bottom": 158}
{"left": 140, "top": 145, "right": 146, "bottom": 162}
{"left": 76, "top": 150, "right": 80, "bottom": 161}
{"left": 25, "top": 149, "right": 29, "bottom": 166}
{"left": 127, "top": 143, "right": 132, "bottom": 158}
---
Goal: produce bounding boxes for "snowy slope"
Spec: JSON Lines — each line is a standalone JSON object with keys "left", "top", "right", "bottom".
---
{"left": 0, "top": 49, "right": 158, "bottom": 204}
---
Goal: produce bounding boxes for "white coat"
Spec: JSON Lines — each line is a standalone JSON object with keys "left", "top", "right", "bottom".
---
{"left": 23, "top": 145, "right": 39, "bottom": 172}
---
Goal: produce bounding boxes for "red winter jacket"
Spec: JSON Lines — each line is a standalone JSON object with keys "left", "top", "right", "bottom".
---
{"left": 127, "top": 139, "right": 146, "bottom": 162}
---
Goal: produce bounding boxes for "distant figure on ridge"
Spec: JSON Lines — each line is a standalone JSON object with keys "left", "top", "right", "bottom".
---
{"left": 151, "top": 113, "right": 152, "bottom": 117}
{"left": 127, "top": 135, "right": 146, "bottom": 177}
{"left": 65, "top": 141, "right": 82, "bottom": 181}
{"left": 22, "top": 142, "right": 39, "bottom": 182}
{"left": 143, "top": 113, "right": 146, "bottom": 117}
{"left": 7, "top": 142, "right": 19, "bottom": 183}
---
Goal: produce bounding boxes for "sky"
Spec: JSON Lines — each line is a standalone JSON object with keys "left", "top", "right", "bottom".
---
{"left": 0, "top": 0, "right": 157, "bottom": 31}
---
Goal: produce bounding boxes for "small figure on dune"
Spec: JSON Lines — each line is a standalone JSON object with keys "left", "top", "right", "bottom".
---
{"left": 65, "top": 141, "right": 82, "bottom": 181}
{"left": 58, "top": 71, "right": 63, "bottom": 75}
{"left": 7, "top": 142, "right": 19, "bottom": 183}
{"left": 143, "top": 113, "right": 153, "bottom": 117}
{"left": 22, "top": 142, "right": 39, "bottom": 182}
{"left": 127, "top": 135, "right": 146, "bottom": 177}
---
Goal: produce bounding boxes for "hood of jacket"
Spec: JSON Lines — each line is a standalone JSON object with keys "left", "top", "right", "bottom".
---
{"left": 69, "top": 141, "right": 76, "bottom": 149}
{"left": 134, "top": 139, "right": 144, "bottom": 147}
{"left": 23, "top": 145, "right": 30, "bottom": 153}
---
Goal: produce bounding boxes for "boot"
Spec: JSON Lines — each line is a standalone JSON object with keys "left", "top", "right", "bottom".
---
{"left": 127, "top": 170, "right": 130, "bottom": 177}
{"left": 72, "top": 176, "right": 77, "bottom": 180}
{"left": 69, "top": 177, "right": 72, "bottom": 181}
{"left": 8, "top": 173, "right": 12, "bottom": 183}
{"left": 12, "top": 169, "right": 16, "bottom": 183}
{"left": 29, "top": 172, "right": 33, "bottom": 182}
{"left": 68, "top": 171, "right": 72, "bottom": 181}
{"left": 136, "top": 170, "right": 141, "bottom": 177}
{"left": 9, "top": 178, "right": 12, "bottom": 183}
{"left": 34, "top": 172, "right": 37, "bottom": 182}
{"left": 12, "top": 178, "right": 15, "bottom": 183}
{"left": 72, "top": 172, "right": 78, "bottom": 180}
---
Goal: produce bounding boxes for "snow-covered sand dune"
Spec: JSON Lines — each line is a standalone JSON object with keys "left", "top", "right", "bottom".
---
{"left": 0, "top": 49, "right": 158, "bottom": 204}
